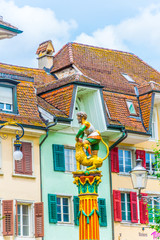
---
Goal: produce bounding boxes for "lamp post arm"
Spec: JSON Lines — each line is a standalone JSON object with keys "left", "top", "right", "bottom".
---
{"left": 0, "top": 121, "right": 24, "bottom": 140}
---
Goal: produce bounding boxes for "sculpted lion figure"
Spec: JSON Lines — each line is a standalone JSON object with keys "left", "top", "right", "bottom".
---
{"left": 75, "top": 140, "right": 109, "bottom": 171}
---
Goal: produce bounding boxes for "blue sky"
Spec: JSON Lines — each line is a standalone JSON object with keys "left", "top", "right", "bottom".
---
{"left": 1, "top": 0, "right": 160, "bottom": 71}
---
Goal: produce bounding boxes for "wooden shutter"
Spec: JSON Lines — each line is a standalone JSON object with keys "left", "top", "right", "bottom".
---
{"left": 15, "top": 201, "right": 18, "bottom": 236}
{"left": 98, "top": 198, "right": 107, "bottom": 227}
{"left": 130, "top": 192, "right": 138, "bottom": 223}
{"left": 136, "top": 150, "right": 146, "bottom": 169}
{"left": 15, "top": 142, "right": 32, "bottom": 175}
{"left": 113, "top": 190, "right": 122, "bottom": 222}
{"left": 110, "top": 147, "right": 119, "bottom": 173}
{"left": 139, "top": 193, "right": 149, "bottom": 224}
{"left": 52, "top": 144, "right": 65, "bottom": 171}
{"left": 35, "top": 202, "right": 44, "bottom": 238}
{"left": 23, "top": 142, "right": 32, "bottom": 175}
{"left": 48, "top": 194, "right": 57, "bottom": 223}
{"left": 3, "top": 200, "right": 13, "bottom": 236}
{"left": 73, "top": 196, "right": 79, "bottom": 226}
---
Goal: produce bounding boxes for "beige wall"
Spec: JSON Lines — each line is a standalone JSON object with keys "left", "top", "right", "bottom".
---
{"left": 112, "top": 109, "right": 160, "bottom": 240}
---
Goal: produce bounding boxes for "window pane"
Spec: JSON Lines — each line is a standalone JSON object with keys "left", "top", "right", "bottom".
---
{"left": 6, "top": 104, "right": 12, "bottom": 110}
{"left": 57, "top": 214, "right": 61, "bottom": 222}
{"left": 57, "top": 197, "right": 60, "bottom": 204}
{"left": 0, "top": 103, "right": 4, "bottom": 110}
{"left": 0, "top": 87, "right": 12, "bottom": 104}
{"left": 23, "top": 226, "right": 29, "bottom": 236}
{"left": 63, "top": 198, "right": 68, "bottom": 205}
{"left": 63, "top": 206, "right": 69, "bottom": 214}
{"left": 127, "top": 101, "right": 136, "bottom": 114}
{"left": 22, "top": 205, "right": 28, "bottom": 214}
{"left": 57, "top": 206, "right": 61, "bottom": 214}
{"left": 23, "top": 215, "right": 29, "bottom": 225}
{"left": 118, "top": 150, "right": 124, "bottom": 172}
{"left": 63, "top": 214, "right": 69, "bottom": 222}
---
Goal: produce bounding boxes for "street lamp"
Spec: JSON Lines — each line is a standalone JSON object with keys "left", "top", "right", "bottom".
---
{"left": 130, "top": 158, "right": 148, "bottom": 198}
{"left": 0, "top": 121, "right": 24, "bottom": 161}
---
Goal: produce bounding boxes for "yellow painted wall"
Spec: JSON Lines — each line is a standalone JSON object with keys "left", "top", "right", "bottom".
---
{"left": 112, "top": 109, "right": 160, "bottom": 240}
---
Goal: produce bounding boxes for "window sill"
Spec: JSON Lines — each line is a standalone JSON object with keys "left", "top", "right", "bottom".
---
{"left": 57, "top": 222, "right": 74, "bottom": 226}
{"left": 148, "top": 175, "right": 157, "bottom": 179}
{"left": 120, "top": 221, "right": 141, "bottom": 227}
{"left": 118, "top": 172, "right": 130, "bottom": 176}
{"left": 12, "top": 174, "right": 36, "bottom": 179}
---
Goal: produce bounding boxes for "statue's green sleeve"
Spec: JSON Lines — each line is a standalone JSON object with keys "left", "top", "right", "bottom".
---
{"left": 76, "top": 125, "right": 86, "bottom": 138}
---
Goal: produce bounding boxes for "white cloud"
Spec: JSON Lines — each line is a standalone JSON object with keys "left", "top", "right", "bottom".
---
{"left": 75, "top": 4, "right": 160, "bottom": 54}
{"left": 0, "top": 0, "right": 77, "bottom": 67}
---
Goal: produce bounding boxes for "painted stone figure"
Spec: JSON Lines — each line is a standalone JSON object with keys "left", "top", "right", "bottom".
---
{"left": 75, "top": 111, "right": 109, "bottom": 171}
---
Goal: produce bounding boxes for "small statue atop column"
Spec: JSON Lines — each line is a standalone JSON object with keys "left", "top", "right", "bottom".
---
{"left": 75, "top": 111, "right": 109, "bottom": 171}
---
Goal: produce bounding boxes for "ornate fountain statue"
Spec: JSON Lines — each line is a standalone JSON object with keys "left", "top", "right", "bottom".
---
{"left": 75, "top": 111, "right": 109, "bottom": 171}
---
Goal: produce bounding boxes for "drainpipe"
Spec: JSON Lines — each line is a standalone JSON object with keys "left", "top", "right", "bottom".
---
{"left": 108, "top": 127, "right": 128, "bottom": 240}
{"left": 39, "top": 118, "right": 58, "bottom": 240}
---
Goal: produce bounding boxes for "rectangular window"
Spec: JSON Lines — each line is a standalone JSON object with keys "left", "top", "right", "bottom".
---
{"left": 148, "top": 197, "right": 160, "bottom": 223}
{"left": 14, "top": 141, "right": 33, "bottom": 175}
{"left": 57, "top": 197, "right": 71, "bottom": 223}
{"left": 126, "top": 100, "right": 136, "bottom": 115}
{"left": 0, "top": 87, "right": 13, "bottom": 112}
{"left": 17, "top": 204, "right": 30, "bottom": 237}
{"left": 121, "top": 193, "right": 131, "bottom": 222}
{"left": 118, "top": 149, "right": 132, "bottom": 173}
{"left": 64, "top": 148, "right": 76, "bottom": 172}
{"left": 146, "top": 153, "right": 156, "bottom": 175}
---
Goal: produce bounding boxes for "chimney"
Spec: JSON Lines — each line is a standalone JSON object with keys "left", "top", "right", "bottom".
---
{"left": 36, "top": 40, "right": 55, "bottom": 69}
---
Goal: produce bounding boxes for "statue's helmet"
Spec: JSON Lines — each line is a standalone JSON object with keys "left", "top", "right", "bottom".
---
{"left": 76, "top": 111, "right": 87, "bottom": 120}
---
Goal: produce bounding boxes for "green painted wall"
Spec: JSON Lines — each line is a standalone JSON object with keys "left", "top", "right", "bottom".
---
{"left": 40, "top": 131, "right": 112, "bottom": 240}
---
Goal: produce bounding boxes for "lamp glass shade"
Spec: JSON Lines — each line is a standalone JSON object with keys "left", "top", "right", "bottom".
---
{"left": 13, "top": 150, "right": 23, "bottom": 161}
{"left": 130, "top": 170, "right": 148, "bottom": 189}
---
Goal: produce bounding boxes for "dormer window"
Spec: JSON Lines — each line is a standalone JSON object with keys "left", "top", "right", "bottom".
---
{"left": 0, "top": 86, "right": 13, "bottom": 112}
{"left": 0, "top": 79, "right": 19, "bottom": 114}
{"left": 126, "top": 100, "right": 136, "bottom": 115}
{"left": 122, "top": 73, "right": 135, "bottom": 83}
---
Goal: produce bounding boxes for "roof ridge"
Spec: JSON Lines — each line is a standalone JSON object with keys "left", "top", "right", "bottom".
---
{"left": 68, "top": 42, "right": 74, "bottom": 64}
{"left": 71, "top": 42, "right": 134, "bottom": 56}
{"left": 53, "top": 43, "right": 70, "bottom": 58}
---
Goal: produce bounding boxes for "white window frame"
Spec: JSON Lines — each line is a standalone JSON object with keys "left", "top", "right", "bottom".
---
{"left": 64, "top": 147, "right": 77, "bottom": 172}
{"left": 126, "top": 100, "right": 136, "bottom": 115}
{"left": 121, "top": 73, "right": 135, "bottom": 83}
{"left": 151, "top": 109, "right": 158, "bottom": 140}
{"left": 12, "top": 139, "right": 34, "bottom": 177}
{"left": 146, "top": 152, "right": 156, "bottom": 175}
{"left": 148, "top": 196, "right": 160, "bottom": 224}
{"left": 64, "top": 146, "right": 86, "bottom": 173}
{"left": 118, "top": 149, "right": 133, "bottom": 173}
{"left": 121, "top": 192, "right": 131, "bottom": 222}
{"left": 0, "top": 86, "right": 13, "bottom": 112}
{"left": 15, "top": 200, "right": 34, "bottom": 239}
{"left": 56, "top": 195, "right": 72, "bottom": 224}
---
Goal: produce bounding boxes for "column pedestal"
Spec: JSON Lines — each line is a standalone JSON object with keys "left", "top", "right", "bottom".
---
{"left": 73, "top": 170, "right": 102, "bottom": 240}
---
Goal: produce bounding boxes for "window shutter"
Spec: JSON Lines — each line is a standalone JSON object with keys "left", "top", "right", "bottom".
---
{"left": 34, "top": 202, "right": 44, "bottom": 238}
{"left": 139, "top": 193, "right": 149, "bottom": 224}
{"left": 136, "top": 150, "right": 146, "bottom": 169}
{"left": 3, "top": 200, "right": 14, "bottom": 236}
{"left": 15, "top": 201, "right": 18, "bottom": 236}
{"left": 110, "top": 147, "right": 119, "bottom": 173}
{"left": 52, "top": 144, "right": 65, "bottom": 171}
{"left": 15, "top": 142, "right": 32, "bottom": 175}
{"left": 113, "top": 190, "right": 122, "bottom": 222}
{"left": 130, "top": 192, "right": 138, "bottom": 223}
{"left": 73, "top": 196, "right": 79, "bottom": 226}
{"left": 98, "top": 198, "right": 107, "bottom": 227}
{"left": 22, "top": 142, "right": 32, "bottom": 175}
{"left": 48, "top": 194, "right": 57, "bottom": 223}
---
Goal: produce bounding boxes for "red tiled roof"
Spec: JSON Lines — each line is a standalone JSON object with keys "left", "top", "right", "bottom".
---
{"left": 37, "top": 73, "right": 100, "bottom": 95}
{"left": 37, "top": 96, "right": 68, "bottom": 118}
{"left": 139, "top": 93, "right": 153, "bottom": 130}
{"left": 0, "top": 62, "right": 56, "bottom": 87}
{"left": 51, "top": 42, "right": 160, "bottom": 95}
{"left": 40, "top": 85, "right": 74, "bottom": 117}
{"left": 103, "top": 91, "right": 146, "bottom": 132}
